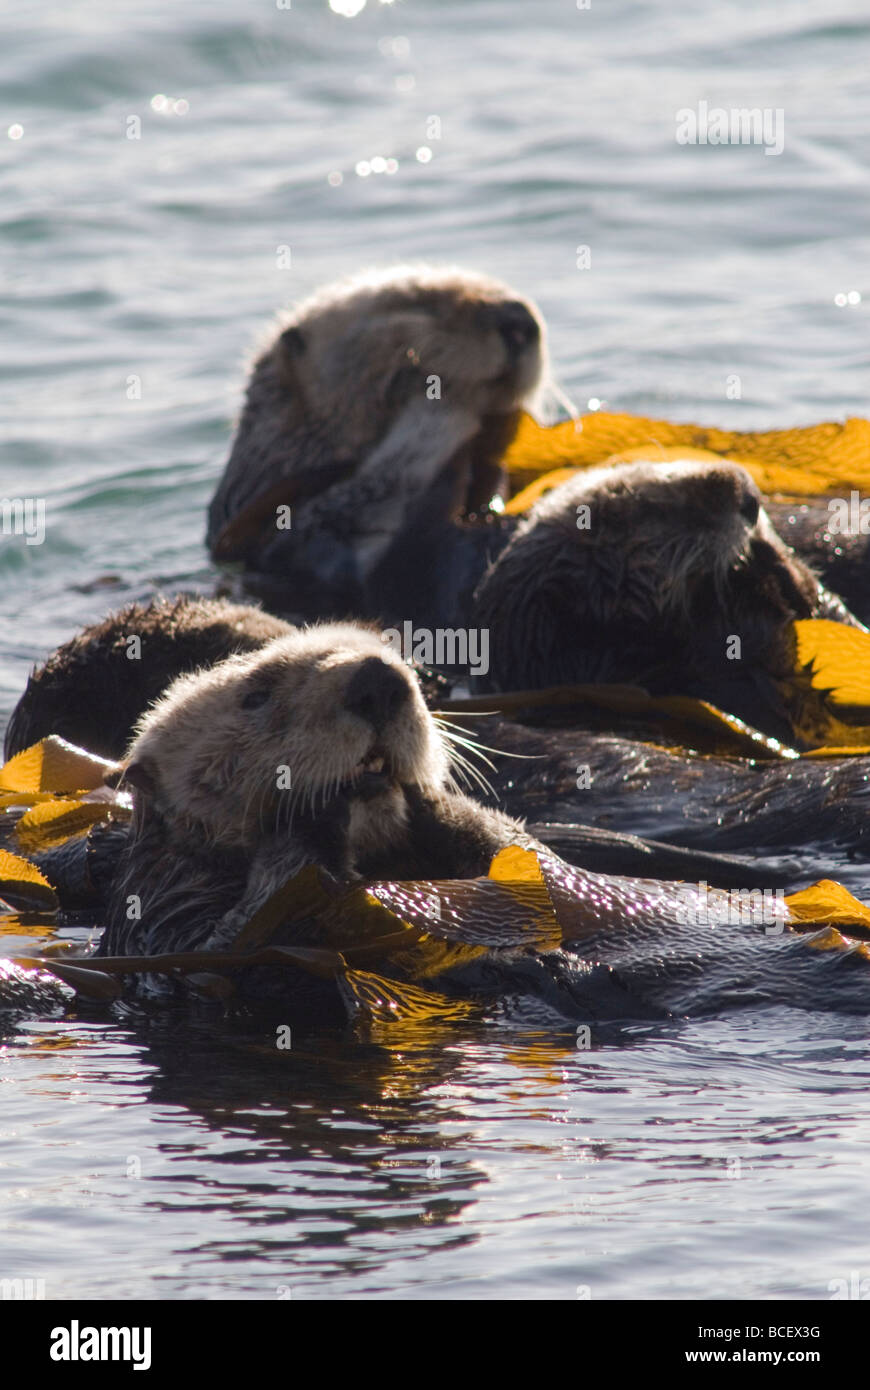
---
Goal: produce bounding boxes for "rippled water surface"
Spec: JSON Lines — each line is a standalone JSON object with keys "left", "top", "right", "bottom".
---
{"left": 2, "top": 0, "right": 870, "bottom": 1300}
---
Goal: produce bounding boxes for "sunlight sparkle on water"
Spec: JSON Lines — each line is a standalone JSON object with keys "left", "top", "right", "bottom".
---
{"left": 150, "top": 94, "right": 189, "bottom": 115}
{"left": 355, "top": 156, "right": 398, "bottom": 177}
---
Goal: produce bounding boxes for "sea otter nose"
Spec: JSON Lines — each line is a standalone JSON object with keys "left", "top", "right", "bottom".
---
{"left": 344, "top": 658, "right": 409, "bottom": 733}
{"left": 497, "top": 299, "right": 540, "bottom": 353}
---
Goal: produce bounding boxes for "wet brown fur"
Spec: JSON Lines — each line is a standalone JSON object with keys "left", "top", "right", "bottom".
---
{"left": 474, "top": 458, "right": 865, "bottom": 738}
{"left": 206, "top": 265, "right": 546, "bottom": 580}
{"left": 4, "top": 596, "right": 293, "bottom": 762}
{"left": 99, "top": 622, "right": 530, "bottom": 965}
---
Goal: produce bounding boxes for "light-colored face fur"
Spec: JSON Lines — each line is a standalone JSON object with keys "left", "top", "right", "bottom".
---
{"left": 527, "top": 458, "right": 800, "bottom": 620}
{"left": 123, "top": 623, "right": 449, "bottom": 858}
{"left": 271, "top": 263, "right": 546, "bottom": 452}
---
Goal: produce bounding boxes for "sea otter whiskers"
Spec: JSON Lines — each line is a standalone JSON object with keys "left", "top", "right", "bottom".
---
{"left": 474, "top": 458, "right": 865, "bottom": 740}
{"left": 206, "top": 265, "right": 545, "bottom": 622}
{"left": 100, "top": 622, "right": 529, "bottom": 962}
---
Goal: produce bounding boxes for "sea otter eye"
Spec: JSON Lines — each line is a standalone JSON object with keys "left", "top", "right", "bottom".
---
{"left": 241, "top": 686, "right": 272, "bottom": 711}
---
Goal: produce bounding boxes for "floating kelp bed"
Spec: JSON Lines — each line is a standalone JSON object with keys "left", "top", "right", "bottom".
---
{"left": 501, "top": 412, "right": 870, "bottom": 501}
{"left": 5, "top": 739, "right": 870, "bottom": 1024}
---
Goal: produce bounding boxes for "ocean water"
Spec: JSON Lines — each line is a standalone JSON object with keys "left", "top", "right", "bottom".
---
{"left": 2, "top": 0, "right": 870, "bottom": 1301}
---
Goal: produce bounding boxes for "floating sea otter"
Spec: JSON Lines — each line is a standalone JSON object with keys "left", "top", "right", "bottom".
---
{"left": 3, "top": 596, "right": 293, "bottom": 762}
{"left": 99, "top": 622, "right": 535, "bottom": 962}
{"left": 473, "top": 457, "right": 866, "bottom": 742}
{"left": 47, "top": 622, "right": 851, "bottom": 1018}
{"left": 9, "top": 458, "right": 863, "bottom": 758}
{"left": 6, "top": 618, "right": 870, "bottom": 1021}
{"left": 0, "top": 592, "right": 816, "bottom": 920}
{"left": 205, "top": 264, "right": 545, "bottom": 626}
{"left": 6, "top": 623, "right": 869, "bottom": 1023}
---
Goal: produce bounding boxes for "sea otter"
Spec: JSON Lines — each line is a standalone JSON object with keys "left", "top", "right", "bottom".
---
{"left": 7, "top": 620, "right": 870, "bottom": 1022}
{"left": 2, "top": 597, "right": 805, "bottom": 908}
{"left": 206, "top": 264, "right": 545, "bottom": 626}
{"left": 70, "top": 624, "right": 870, "bottom": 1022}
{"left": 473, "top": 458, "right": 866, "bottom": 743}
{"left": 99, "top": 622, "right": 530, "bottom": 962}
{"left": 87, "top": 621, "right": 810, "bottom": 1021}
{"left": 4, "top": 596, "right": 294, "bottom": 762}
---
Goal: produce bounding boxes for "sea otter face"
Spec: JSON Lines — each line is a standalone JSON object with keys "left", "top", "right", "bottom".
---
{"left": 529, "top": 458, "right": 816, "bottom": 623}
{"left": 475, "top": 457, "right": 825, "bottom": 698}
{"left": 277, "top": 264, "right": 545, "bottom": 451}
{"left": 123, "top": 622, "right": 449, "bottom": 851}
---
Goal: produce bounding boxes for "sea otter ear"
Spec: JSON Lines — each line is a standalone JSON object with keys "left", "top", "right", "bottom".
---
{"left": 122, "top": 759, "right": 157, "bottom": 798}
{"left": 278, "top": 326, "right": 306, "bottom": 358}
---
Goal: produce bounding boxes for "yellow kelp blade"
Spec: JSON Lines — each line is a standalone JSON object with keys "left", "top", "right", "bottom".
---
{"left": 0, "top": 736, "right": 115, "bottom": 794}
{"left": 786, "top": 880, "right": 870, "bottom": 938}
{"left": 304, "top": 883, "right": 424, "bottom": 955}
{"left": 779, "top": 620, "right": 870, "bottom": 752}
{"left": 216, "top": 865, "right": 474, "bottom": 988}
{"left": 11, "top": 954, "right": 123, "bottom": 1001}
{"left": 800, "top": 927, "right": 870, "bottom": 960}
{"left": 371, "top": 875, "right": 561, "bottom": 952}
{"left": 230, "top": 851, "right": 562, "bottom": 971}
{"left": 649, "top": 695, "right": 798, "bottom": 759}
{"left": 0, "top": 912, "right": 58, "bottom": 941}
{"left": 14, "top": 799, "right": 118, "bottom": 854}
{"left": 228, "top": 866, "right": 335, "bottom": 952}
{"left": 503, "top": 411, "right": 870, "bottom": 500}
{"left": 0, "top": 849, "right": 59, "bottom": 910}
{"left": 442, "top": 684, "right": 797, "bottom": 760}
{"left": 222, "top": 866, "right": 470, "bottom": 985}
{"left": 338, "top": 968, "right": 479, "bottom": 1024}
{"left": 794, "top": 620, "right": 870, "bottom": 710}
{"left": 803, "top": 745, "right": 870, "bottom": 757}
{"left": 489, "top": 844, "right": 545, "bottom": 882}
{"left": 304, "top": 883, "right": 486, "bottom": 984}
{"left": 0, "top": 791, "right": 64, "bottom": 811}
{"left": 227, "top": 866, "right": 424, "bottom": 958}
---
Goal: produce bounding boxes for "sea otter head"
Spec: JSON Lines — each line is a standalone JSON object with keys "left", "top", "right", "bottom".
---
{"left": 276, "top": 264, "right": 546, "bottom": 448}
{"left": 552, "top": 458, "right": 817, "bottom": 623}
{"left": 208, "top": 265, "right": 547, "bottom": 558}
{"left": 122, "top": 622, "right": 450, "bottom": 861}
{"left": 475, "top": 457, "right": 825, "bottom": 696}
